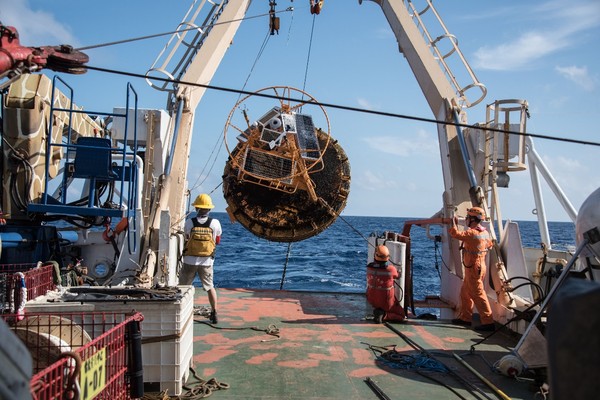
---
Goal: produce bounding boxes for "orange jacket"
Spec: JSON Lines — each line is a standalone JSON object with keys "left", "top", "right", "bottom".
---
{"left": 366, "top": 262, "right": 398, "bottom": 307}
{"left": 449, "top": 225, "right": 493, "bottom": 268}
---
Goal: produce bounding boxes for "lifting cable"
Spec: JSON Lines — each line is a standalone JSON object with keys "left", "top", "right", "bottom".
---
{"left": 189, "top": 14, "right": 276, "bottom": 197}
{"left": 279, "top": 242, "right": 293, "bottom": 290}
{"left": 277, "top": 5, "right": 320, "bottom": 288}
{"left": 301, "top": 13, "right": 318, "bottom": 94}
{"left": 74, "top": 8, "right": 294, "bottom": 52}
{"left": 83, "top": 65, "right": 600, "bottom": 148}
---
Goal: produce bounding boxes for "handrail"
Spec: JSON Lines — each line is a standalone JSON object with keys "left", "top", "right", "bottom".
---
{"left": 402, "top": 0, "right": 487, "bottom": 108}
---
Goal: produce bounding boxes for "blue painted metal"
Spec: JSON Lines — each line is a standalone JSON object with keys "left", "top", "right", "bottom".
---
{"left": 27, "top": 77, "right": 139, "bottom": 226}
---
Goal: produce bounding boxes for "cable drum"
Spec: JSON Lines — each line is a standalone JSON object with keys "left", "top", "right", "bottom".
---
{"left": 222, "top": 86, "right": 351, "bottom": 242}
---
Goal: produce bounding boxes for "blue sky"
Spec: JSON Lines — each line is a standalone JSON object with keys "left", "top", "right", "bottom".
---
{"left": 1, "top": 0, "right": 599, "bottom": 222}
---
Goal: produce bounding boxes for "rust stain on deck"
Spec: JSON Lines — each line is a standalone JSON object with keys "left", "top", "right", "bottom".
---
{"left": 189, "top": 289, "right": 534, "bottom": 399}
{"left": 201, "top": 367, "right": 217, "bottom": 376}
{"left": 246, "top": 352, "right": 279, "bottom": 364}
{"left": 352, "top": 348, "right": 376, "bottom": 365}
{"left": 194, "top": 346, "right": 237, "bottom": 364}
{"left": 443, "top": 336, "right": 465, "bottom": 344}
{"left": 278, "top": 359, "right": 321, "bottom": 368}
{"left": 414, "top": 324, "right": 452, "bottom": 350}
{"left": 349, "top": 366, "right": 388, "bottom": 378}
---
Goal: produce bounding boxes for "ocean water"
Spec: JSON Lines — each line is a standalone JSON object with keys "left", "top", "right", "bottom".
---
{"left": 205, "top": 212, "right": 576, "bottom": 297}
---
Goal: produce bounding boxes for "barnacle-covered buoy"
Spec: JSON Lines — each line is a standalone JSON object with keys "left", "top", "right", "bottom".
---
{"left": 222, "top": 86, "right": 350, "bottom": 242}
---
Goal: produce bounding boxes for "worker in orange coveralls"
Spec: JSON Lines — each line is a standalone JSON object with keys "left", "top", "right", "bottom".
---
{"left": 449, "top": 207, "right": 495, "bottom": 332}
{"left": 366, "top": 245, "right": 405, "bottom": 323}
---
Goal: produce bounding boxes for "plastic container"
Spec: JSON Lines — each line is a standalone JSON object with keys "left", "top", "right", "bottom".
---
{"left": 25, "top": 285, "right": 195, "bottom": 395}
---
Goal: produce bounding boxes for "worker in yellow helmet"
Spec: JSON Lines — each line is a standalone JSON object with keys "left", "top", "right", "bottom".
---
{"left": 181, "top": 193, "right": 222, "bottom": 324}
{"left": 449, "top": 207, "right": 495, "bottom": 332}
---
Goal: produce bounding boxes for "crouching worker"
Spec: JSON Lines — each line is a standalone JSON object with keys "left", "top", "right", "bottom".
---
{"left": 366, "top": 245, "right": 405, "bottom": 323}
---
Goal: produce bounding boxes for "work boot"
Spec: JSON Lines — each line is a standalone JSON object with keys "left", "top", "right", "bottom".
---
{"left": 451, "top": 318, "right": 471, "bottom": 326}
{"left": 475, "top": 323, "right": 495, "bottom": 332}
{"left": 210, "top": 310, "right": 218, "bottom": 324}
{"left": 373, "top": 309, "right": 385, "bottom": 324}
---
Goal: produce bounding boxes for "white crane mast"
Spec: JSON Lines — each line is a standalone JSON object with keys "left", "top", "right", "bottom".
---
{"left": 139, "top": 0, "right": 253, "bottom": 285}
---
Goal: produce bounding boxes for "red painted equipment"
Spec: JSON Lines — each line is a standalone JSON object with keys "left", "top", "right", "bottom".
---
{"left": 0, "top": 25, "right": 88, "bottom": 77}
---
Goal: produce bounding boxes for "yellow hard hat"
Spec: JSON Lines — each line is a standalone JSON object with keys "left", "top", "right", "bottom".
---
{"left": 374, "top": 245, "right": 390, "bottom": 262}
{"left": 467, "top": 207, "right": 486, "bottom": 219}
{"left": 193, "top": 194, "right": 214, "bottom": 209}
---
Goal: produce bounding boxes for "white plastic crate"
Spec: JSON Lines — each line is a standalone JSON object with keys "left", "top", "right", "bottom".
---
{"left": 89, "top": 286, "right": 195, "bottom": 394}
{"left": 143, "top": 332, "right": 194, "bottom": 394}
{"left": 25, "top": 285, "right": 195, "bottom": 395}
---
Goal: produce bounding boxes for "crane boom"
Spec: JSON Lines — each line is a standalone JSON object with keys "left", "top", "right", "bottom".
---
{"left": 365, "top": 0, "right": 488, "bottom": 215}
{"left": 368, "top": 0, "right": 486, "bottom": 114}
{"left": 139, "top": 0, "right": 253, "bottom": 285}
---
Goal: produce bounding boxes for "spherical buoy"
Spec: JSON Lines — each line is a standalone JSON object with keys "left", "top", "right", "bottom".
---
{"left": 222, "top": 86, "right": 351, "bottom": 242}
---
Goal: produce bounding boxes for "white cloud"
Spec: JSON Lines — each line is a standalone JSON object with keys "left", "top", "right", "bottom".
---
{"left": 555, "top": 65, "right": 597, "bottom": 91}
{"left": 552, "top": 155, "right": 583, "bottom": 172}
{"left": 536, "top": 0, "right": 600, "bottom": 33}
{"left": 352, "top": 169, "right": 401, "bottom": 193}
{"left": 358, "top": 170, "right": 395, "bottom": 191}
{"left": 0, "top": 0, "right": 77, "bottom": 46}
{"left": 363, "top": 129, "right": 438, "bottom": 157}
{"left": 472, "top": 0, "right": 600, "bottom": 71}
{"left": 357, "top": 97, "right": 378, "bottom": 111}
{"left": 474, "top": 32, "right": 566, "bottom": 71}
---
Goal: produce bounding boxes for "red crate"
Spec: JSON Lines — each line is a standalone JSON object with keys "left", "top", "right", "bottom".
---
{"left": 1, "top": 263, "right": 56, "bottom": 312}
{"left": 3, "top": 311, "right": 144, "bottom": 400}
{"left": 0, "top": 263, "right": 39, "bottom": 273}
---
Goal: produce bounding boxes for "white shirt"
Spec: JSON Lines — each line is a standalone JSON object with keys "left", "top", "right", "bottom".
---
{"left": 182, "top": 214, "right": 222, "bottom": 266}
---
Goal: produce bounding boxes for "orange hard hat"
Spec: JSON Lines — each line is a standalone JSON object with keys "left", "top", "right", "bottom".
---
{"left": 374, "top": 245, "right": 390, "bottom": 262}
{"left": 467, "top": 207, "right": 486, "bottom": 220}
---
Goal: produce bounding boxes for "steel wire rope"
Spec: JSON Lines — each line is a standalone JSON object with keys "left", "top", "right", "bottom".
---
{"left": 279, "top": 242, "right": 293, "bottom": 290}
{"left": 301, "top": 13, "right": 317, "bottom": 95}
{"left": 276, "top": 6, "right": 321, "bottom": 290}
{"left": 74, "top": 8, "right": 295, "bottom": 52}
{"left": 82, "top": 65, "right": 600, "bottom": 148}
{"left": 172, "top": 32, "right": 273, "bottom": 231}
{"left": 188, "top": 27, "right": 273, "bottom": 197}
{"left": 314, "top": 196, "right": 405, "bottom": 273}
{"left": 384, "top": 322, "right": 494, "bottom": 400}
{"left": 361, "top": 343, "right": 467, "bottom": 400}
{"left": 285, "top": 2, "right": 296, "bottom": 43}
{"left": 77, "top": 64, "right": 595, "bottom": 292}
{"left": 469, "top": 296, "right": 544, "bottom": 352}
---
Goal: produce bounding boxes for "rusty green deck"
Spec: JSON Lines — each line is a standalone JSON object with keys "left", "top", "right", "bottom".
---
{"left": 187, "top": 288, "right": 535, "bottom": 399}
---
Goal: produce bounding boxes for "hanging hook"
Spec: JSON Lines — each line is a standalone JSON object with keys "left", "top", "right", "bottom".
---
{"left": 269, "top": 1, "right": 280, "bottom": 35}
{"left": 310, "top": 0, "right": 324, "bottom": 15}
